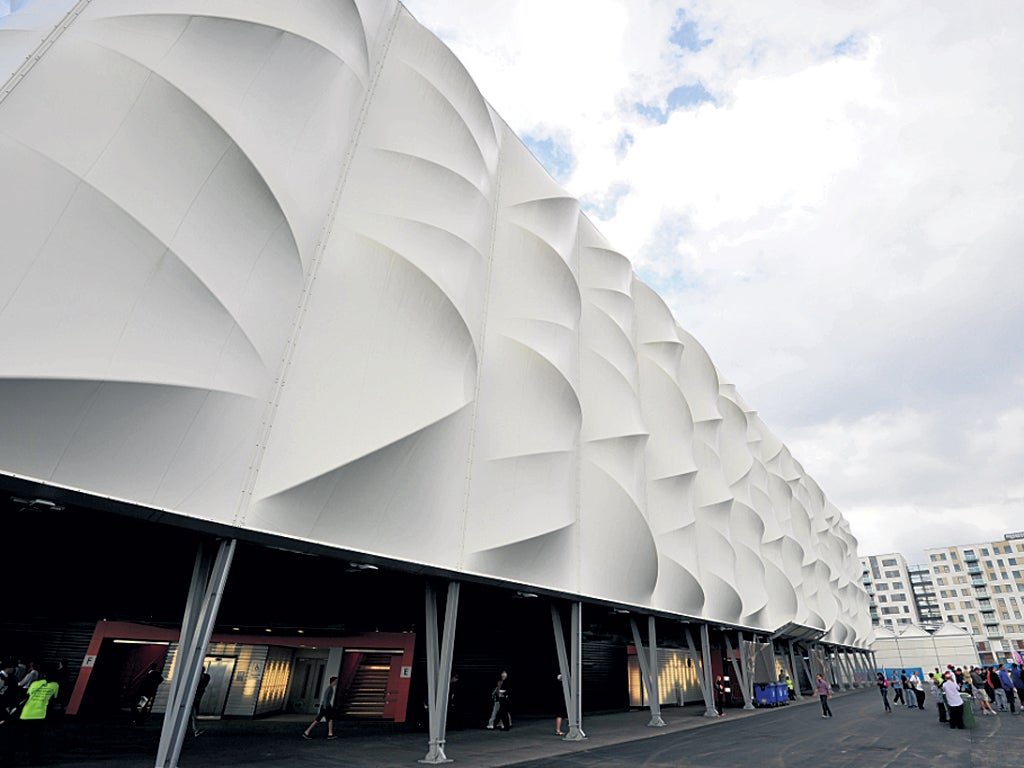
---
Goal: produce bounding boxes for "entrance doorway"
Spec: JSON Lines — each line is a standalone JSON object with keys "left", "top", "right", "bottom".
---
{"left": 197, "top": 656, "right": 236, "bottom": 717}
{"left": 288, "top": 656, "right": 328, "bottom": 715}
{"left": 78, "top": 640, "right": 169, "bottom": 716}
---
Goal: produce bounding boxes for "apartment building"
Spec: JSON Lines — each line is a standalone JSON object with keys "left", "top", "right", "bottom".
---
{"left": 860, "top": 553, "right": 922, "bottom": 628}
{"left": 924, "top": 532, "right": 1024, "bottom": 665}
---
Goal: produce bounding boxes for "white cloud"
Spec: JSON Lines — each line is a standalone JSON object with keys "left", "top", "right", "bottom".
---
{"left": 400, "top": 1, "right": 1024, "bottom": 559}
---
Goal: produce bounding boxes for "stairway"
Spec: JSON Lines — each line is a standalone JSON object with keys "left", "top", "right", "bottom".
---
{"left": 339, "top": 654, "right": 393, "bottom": 718}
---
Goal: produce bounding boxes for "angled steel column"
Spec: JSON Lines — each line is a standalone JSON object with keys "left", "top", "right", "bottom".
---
{"left": 843, "top": 648, "right": 856, "bottom": 688}
{"left": 628, "top": 616, "right": 665, "bottom": 726}
{"left": 155, "top": 538, "right": 235, "bottom": 768}
{"left": 841, "top": 649, "right": 859, "bottom": 688}
{"left": 420, "top": 581, "right": 460, "bottom": 764}
{"left": 823, "top": 644, "right": 838, "bottom": 686}
{"left": 723, "top": 633, "right": 755, "bottom": 710}
{"left": 687, "top": 625, "right": 719, "bottom": 718}
{"left": 798, "top": 643, "right": 816, "bottom": 693}
{"left": 834, "top": 646, "right": 846, "bottom": 687}
{"left": 552, "top": 602, "right": 586, "bottom": 740}
{"left": 787, "top": 640, "right": 803, "bottom": 700}
{"left": 834, "top": 648, "right": 848, "bottom": 688}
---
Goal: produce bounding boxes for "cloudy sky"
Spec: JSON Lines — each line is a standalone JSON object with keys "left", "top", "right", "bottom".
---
{"left": 402, "top": 0, "right": 1024, "bottom": 564}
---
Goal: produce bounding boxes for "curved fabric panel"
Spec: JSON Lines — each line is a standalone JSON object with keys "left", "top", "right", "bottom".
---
{"left": 0, "top": 0, "right": 871, "bottom": 646}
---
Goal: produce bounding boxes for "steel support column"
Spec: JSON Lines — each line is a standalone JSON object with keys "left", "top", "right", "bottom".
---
{"left": 787, "top": 640, "right": 804, "bottom": 700}
{"left": 685, "top": 625, "right": 719, "bottom": 718}
{"left": 155, "top": 538, "right": 236, "bottom": 768}
{"left": 723, "top": 633, "right": 755, "bottom": 710}
{"left": 420, "top": 581, "right": 460, "bottom": 764}
{"left": 842, "top": 649, "right": 859, "bottom": 688}
{"left": 552, "top": 602, "right": 586, "bottom": 741}
{"left": 799, "top": 643, "right": 816, "bottom": 693}
{"left": 629, "top": 616, "right": 665, "bottom": 726}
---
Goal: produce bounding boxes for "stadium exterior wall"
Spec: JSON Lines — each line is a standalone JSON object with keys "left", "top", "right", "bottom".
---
{"left": 0, "top": 0, "right": 871, "bottom": 647}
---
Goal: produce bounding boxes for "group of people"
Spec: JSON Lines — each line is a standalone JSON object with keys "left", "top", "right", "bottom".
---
{"left": 875, "top": 662, "right": 1024, "bottom": 730}
{"left": 1, "top": 659, "right": 63, "bottom": 767}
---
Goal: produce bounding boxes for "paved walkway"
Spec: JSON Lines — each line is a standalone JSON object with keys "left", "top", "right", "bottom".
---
{"left": 15, "top": 687, "right": 1024, "bottom": 767}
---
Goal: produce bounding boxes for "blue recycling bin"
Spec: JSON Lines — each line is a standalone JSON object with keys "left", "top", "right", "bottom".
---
{"left": 755, "top": 683, "right": 778, "bottom": 707}
{"left": 754, "top": 684, "right": 769, "bottom": 706}
{"left": 773, "top": 682, "right": 788, "bottom": 705}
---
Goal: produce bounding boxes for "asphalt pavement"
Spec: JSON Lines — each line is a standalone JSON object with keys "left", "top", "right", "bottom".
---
{"left": 13, "top": 686, "right": 1023, "bottom": 768}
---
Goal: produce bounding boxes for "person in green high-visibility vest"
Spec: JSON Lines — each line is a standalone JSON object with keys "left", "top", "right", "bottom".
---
{"left": 5, "top": 664, "right": 60, "bottom": 766}
{"left": 786, "top": 674, "right": 795, "bottom": 701}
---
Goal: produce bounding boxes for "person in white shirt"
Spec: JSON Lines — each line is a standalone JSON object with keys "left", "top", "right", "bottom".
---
{"left": 942, "top": 672, "right": 964, "bottom": 729}
{"left": 909, "top": 672, "right": 925, "bottom": 709}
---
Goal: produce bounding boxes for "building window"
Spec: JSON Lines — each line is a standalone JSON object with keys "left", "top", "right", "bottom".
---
{"left": 883, "top": 558, "right": 897, "bottom": 566}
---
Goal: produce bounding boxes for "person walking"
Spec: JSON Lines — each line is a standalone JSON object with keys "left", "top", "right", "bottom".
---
{"left": 891, "top": 673, "right": 904, "bottom": 707}
{"left": 303, "top": 676, "right": 338, "bottom": 740}
{"left": 714, "top": 675, "right": 727, "bottom": 717}
{"left": 997, "top": 664, "right": 1016, "bottom": 714}
{"left": 189, "top": 667, "right": 211, "bottom": 737}
{"left": 815, "top": 674, "right": 833, "bottom": 718}
{"left": 131, "top": 664, "right": 164, "bottom": 725}
{"left": 486, "top": 671, "right": 510, "bottom": 730}
{"left": 942, "top": 672, "right": 964, "bottom": 729}
{"left": 900, "top": 671, "right": 915, "bottom": 709}
{"left": 909, "top": 671, "right": 926, "bottom": 710}
{"left": 928, "top": 674, "right": 946, "bottom": 723}
{"left": 1012, "top": 663, "right": 1024, "bottom": 712}
{"left": 968, "top": 667, "right": 995, "bottom": 715}
{"left": 553, "top": 674, "right": 567, "bottom": 736}
{"left": 984, "top": 666, "right": 1003, "bottom": 711}
{"left": 14, "top": 664, "right": 59, "bottom": 766}
{"left": 876, "top": 672, "right": 892, "bottom": 714}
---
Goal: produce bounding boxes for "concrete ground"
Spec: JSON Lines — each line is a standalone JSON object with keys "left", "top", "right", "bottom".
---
{"left": 13, "top": 687, "right": 1024, "bottom": 767}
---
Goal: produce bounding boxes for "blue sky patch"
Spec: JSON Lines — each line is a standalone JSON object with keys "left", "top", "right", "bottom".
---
{"left": 616, "top": 131, "right": 635, "bottom": 159}
{"left": 635, "top": 82, "right": 713, "bottom": 124}
{"left": 522, "top": 133, "right": 576, "bottom": 183}
{"left": 832, "top": 34, "right": 862, "bottom": 57}
{"left": 581, "top": 182, "right": 631, "bottom": 220}
{"left": 670, "top": 10, "right": 712, "bottom": 52}
{"left": 636, "top": 216, "right": 702, "bottom": 296}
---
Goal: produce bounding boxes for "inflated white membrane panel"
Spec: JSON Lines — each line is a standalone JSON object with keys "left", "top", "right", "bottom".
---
{"left": 0, "top": 0, "right": 870, "bottom": 644}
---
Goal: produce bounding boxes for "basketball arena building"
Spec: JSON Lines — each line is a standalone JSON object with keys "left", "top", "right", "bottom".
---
{"left": 0, "top": 2, "right": 873, "bottom": 765}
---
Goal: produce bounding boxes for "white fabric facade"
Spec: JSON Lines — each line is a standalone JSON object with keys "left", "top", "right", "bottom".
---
{"left": 0, "top": 0, "right": 871, "bottom": 647}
